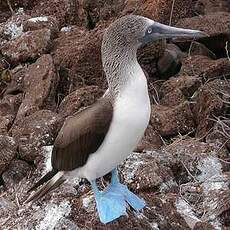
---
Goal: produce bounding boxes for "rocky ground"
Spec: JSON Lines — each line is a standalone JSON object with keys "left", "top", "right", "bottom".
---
{"left": 0, "top": 0, "right": 229, "bottom": 229}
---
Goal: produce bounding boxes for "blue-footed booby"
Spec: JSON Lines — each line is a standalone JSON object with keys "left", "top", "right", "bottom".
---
{"left": 26, "top": 15, "right": 205, "bottom": 223}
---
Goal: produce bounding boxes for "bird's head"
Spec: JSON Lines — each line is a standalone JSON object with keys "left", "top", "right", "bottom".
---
{"left": 102, "top": 15, "right": 206, "bottom": 53}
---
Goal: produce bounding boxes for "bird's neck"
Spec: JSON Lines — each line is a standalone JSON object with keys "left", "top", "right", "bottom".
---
{"left": 102, "top": 48, "right": 144, "bottom": 97}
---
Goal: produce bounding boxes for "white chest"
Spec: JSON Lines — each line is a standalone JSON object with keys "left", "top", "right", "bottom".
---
{"left": 80, "top": 69, "right": 151, "bottom": 181}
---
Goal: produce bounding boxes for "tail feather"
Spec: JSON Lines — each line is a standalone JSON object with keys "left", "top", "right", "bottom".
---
{"left": 25, "top": 171, "right": 65, "bottom": 203}
{"left": 27, "top": 169, "right": 58, "bottom": 193}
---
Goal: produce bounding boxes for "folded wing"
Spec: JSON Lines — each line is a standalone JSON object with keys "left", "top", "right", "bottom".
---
{"left": 52, "top": 98, "right": 113, "bottom": 171}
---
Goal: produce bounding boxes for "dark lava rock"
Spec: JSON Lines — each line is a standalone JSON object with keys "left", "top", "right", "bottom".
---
{"left": 181, "top": 56, "right": 230, "bottom": 80}
{"left": 82, "top": 0, "right": 125, "bottom": 29}
{"left": 58, "top": 85, "right": 104, "bottom": 119}
{"left": 160, "top": 89, "right": 186, "bottom": 107}
{"left": 195, "top": 0, "right": 230, "bottom": 15}
{"left": 206, "top": 118, "right": 230, "bottom": 150}
{"left": 162, "top": 138, "right": 228, "bottom": 183}
{"left": 0, "top": 135, "right": 17, "bottom": 175}
{"left": 202, "top": 189, "right": 230, "bottom": 229}
{"left": 23, "top": 16, "right": 59, "bottom": 38}
{"left": 71, "top": 192, "right": 190, "bottom": 230}
{"left": 142, "top": 193, "right": 191, "bottom": 230}
{"left": 120, "top": 152, "right": 173, "bottom": 191}
{"left": 180, "top": 55, "right": 215, "bottom": 76}
{"left": 157, "top": 43, "right": 184, "bottom": 79}
{"left": 1, "top": 14, "right": 31, "bottom": 40}
{"left": 192, "top": 79, "right": 230, "bottom": 138}
{"left": 136, "top": 124, "right": 163, "bottom": 152}
{"left": 30, "top": 0, "right": 81, "bottom": 27}
{"left": 159, "top": 75, "right": 202, "bottom": 105}
{"left": 16, "top": 54, "right": 59, "bottom": 120}
{"left": 1, "top": 28, "right": 51, "bottom": 65}
{"left": 0, "top": 0, "right": 40, "bottom": 16}
{"left": 2, "top": 159, "right": 30, "bottom": 189}
{"left": 11, "top": 110, "right": 60, "bottom": 162}
{"left": 199, "top": 58, "right": 230, "bottom": 80}
{"left": 151, "top": 102, "right": 195, "bottom": 137}
{"left": 3, "top": 65, "right": 26, "bottom": 96}
{"left": 193, "top": 221, "right": 215, "bottom": 230}
{"left": 0, "top": 94, "right": 22, "bottom": 134}
{"left": 122, "top": 0, "right": 195, "bottom": 25}
{"left": 52, "top": 26, "right": 105, "bottom": 91}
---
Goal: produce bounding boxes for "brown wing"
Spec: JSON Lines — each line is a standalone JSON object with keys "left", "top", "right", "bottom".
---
{"left": 51, "top": 98, "right": 113, "bottom": 171}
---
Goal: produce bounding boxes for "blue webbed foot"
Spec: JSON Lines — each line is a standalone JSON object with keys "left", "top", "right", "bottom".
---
{"left": 91, "top": 180, "right": 126, "bottom": 224}
{"left": 90, "top": 168, "right": 146, "bottom": 224}
{"left": 109, "top": 182, "right": 146, "bottom": 211}
{"left": 108, "top": 169, "right": 146, "bottom": 211}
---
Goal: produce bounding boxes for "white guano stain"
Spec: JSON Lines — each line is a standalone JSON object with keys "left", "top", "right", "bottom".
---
{"left": 4, "top": 22, "right": 23, "bottom": 39}
{"left": 28, "top": 17, "right": 49, "bottom": 23}
{"left": 36, "top": 201, "right": 71, "bottom": 230}
{"left": 176, "top": 198, "right": 200, "bottom": 229}
{"left": 42, "top": 145, "right": 53, "bottom": 174}
{"left": 197, "top": 156, "right": 228, "bottom": 194}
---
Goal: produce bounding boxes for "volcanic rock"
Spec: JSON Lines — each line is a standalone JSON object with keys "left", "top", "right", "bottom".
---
{"left": 192, "top": 79, "right": 230, "bottom": 138}
{"left": 181, "top": 56, "right": 230, "bottom": 80}
{"left": 11, "top": 110, "right": 60, "bottom": 162}
{"left": 159, "top": 75, "right": 202, "bottom": 104}
{"left": 30, "top": 0, "right": 81, "bottom": 27}
{"left": 159, "top": 88, "right": 186, "bottom": 107}
{"left": 0, "top": 94, "right": 23, "bottom": 134}
{"left": 16, "top": 54, "right": 59, "bottom": 120}
{"left": 195, "top": 0, "right": 230, "bottom": 15}
{"left": 0, "top": 135, "right": 17, "bottom": 175}
{"left": 23, "top": 16, "right": 59, "bottom": 38}
{"left": 52, "top": 26, "right": 105, "bottom": 91}
{"left": 82, "top": 0, "right": 124, "bottom": 29}
{"left": 157, "top": 43, "right": 184, "bottom": 79}
{"left": 136, "top": 124, "right": 163, "bottom": 152}
{"left": 1, "top": 14, "right": 30, "bottom": 40}
{"left": 58, "top": 85, "right": 104, "bottom": 119}
{"left": 180, "top": 55, "right": 214, "bottom": 76}
{"left": 120, "top": 152, "right": 173, "bottom": 191}
{"left": 2, "top": 159, "right": 31, "bottom": 189}
{"left": 206, "top": 118, "right": 230, "bottom": 150}
{"left": 122, "top": 0, "right": 195, "bottom": 24}
{"left": 193, "top": 222, "right": 214, "bottom": 230}
{"left": 199, "top": 58, "right": 230, "bottom": 80}
{"left": 151, "top": 102, "right": 195, "bottom": 137}
{"left": 162, "top": 138, "right": 228, "bottom": 183}
{"left": 3, "top": 65, "right": 26, "bottom": 96}
{"left": 1, "top": 28, "right": 51, "bottom": 65}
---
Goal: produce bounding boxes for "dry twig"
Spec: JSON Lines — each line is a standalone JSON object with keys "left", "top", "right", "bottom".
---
{"left": 225, "top": 41, "right": 230, "bottom": 61}
{"left": 169, "top": 0, "right": 176, "bottom": 26}
{"left": 6, "top": 0, "right": 14, "bottom": 14}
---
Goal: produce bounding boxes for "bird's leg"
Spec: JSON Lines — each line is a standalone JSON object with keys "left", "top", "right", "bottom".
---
{"left": 111, "top": 167, "right": 120, "bottom": 184}
{"left": 108, "top": 168, "right": 146, "bottom": 211}
{"left": 90, "top": 179, "right": 126, "bottom": 224}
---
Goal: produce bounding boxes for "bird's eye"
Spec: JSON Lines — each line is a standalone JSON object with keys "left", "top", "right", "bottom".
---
{"left": 147, "top": 28, "right": 152, "bottom": 34}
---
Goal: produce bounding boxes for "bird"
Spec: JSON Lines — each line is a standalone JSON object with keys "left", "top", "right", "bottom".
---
{"left": 26, "top": 15, "right": 205, "bottom": 224}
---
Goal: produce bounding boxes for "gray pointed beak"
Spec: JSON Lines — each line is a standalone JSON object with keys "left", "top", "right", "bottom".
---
{"left": 141, "top": 22, "right": 207, "bottom": 45}
{"left": 153, "top": 22, "right": 207, "bottom": 39}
